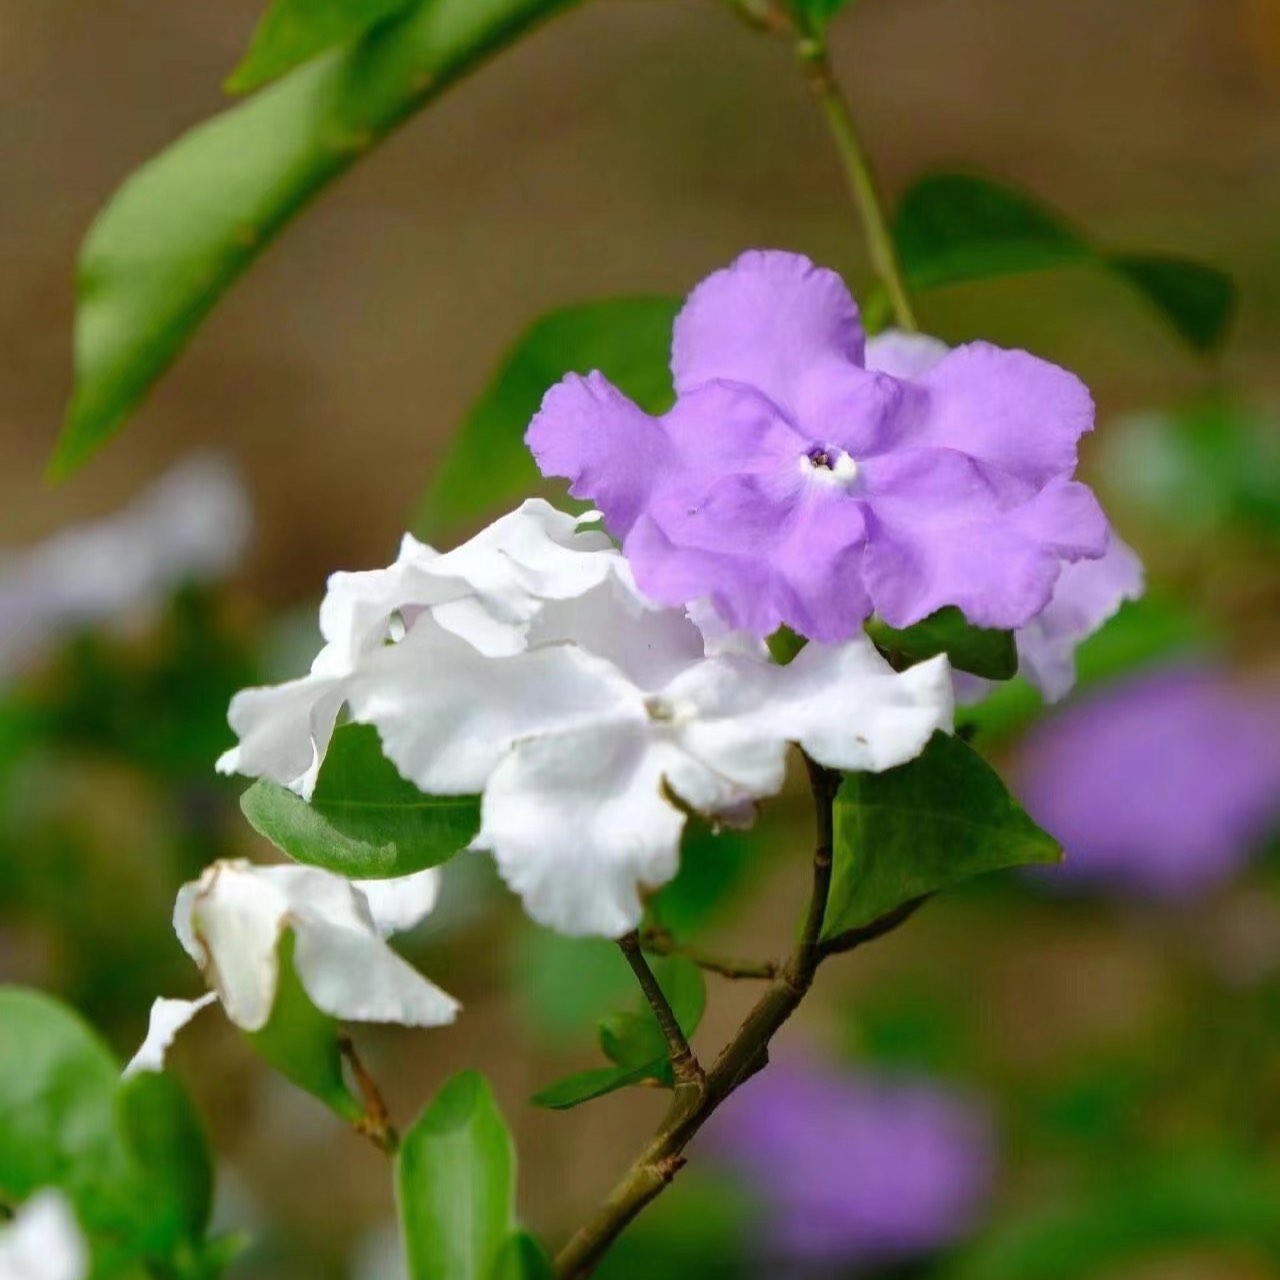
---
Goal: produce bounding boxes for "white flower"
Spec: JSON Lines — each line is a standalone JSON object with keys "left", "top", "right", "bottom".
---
{"left": 0, "top": 1191, "right": 88, "bottom": 1280}
{"left": 0, "top": 454, "right": 249, "bottom": 680}
{"left": 126, "top": 864, "right": 454, "bottom": 1076}
{"left": 218, "top": 501, "right": 954, "bottom": 938}
{"left": 341, "top": 577, "right": 952, "bottom": 937}
{"left": 217, "top": 499, "right": 623, "bottom": 797}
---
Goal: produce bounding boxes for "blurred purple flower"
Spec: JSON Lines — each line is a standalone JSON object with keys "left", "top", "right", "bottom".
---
{"left": 702, "top": 1059, "right": 996, "bottom": 1271}
{"left": 1017, "top": 665, "right": 1280, "bottom": 899}
{"left": 528, "top": 250, "right": 1106, "bottom": 641}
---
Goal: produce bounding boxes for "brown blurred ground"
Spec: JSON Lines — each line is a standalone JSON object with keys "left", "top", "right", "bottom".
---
{"left": 3, "top": 0, "right": 1279, "bottom": 593}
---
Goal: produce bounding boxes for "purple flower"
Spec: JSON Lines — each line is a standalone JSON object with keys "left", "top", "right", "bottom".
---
{"left": 703, "top": 1059, "right": 996, "bottom": 1270}
{"left": 528, "top": 251, "right": 1107, "bottom": 642}
{"left": 1017, "top": 665, "right": 1280, "bottom": 899}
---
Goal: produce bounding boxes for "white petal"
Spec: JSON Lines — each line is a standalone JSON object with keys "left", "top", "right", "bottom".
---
{"left": 0, "top": 1190, "right": 89, "bottom": 1280}
{"left": 174, "top": 861, "right": 459, "bottom": 1031}
{"left": 345, "top": 615, "right": 635, "bottom": 794}
{"left": 475, "top": 721, "right": 686, "bottom": 938}
{"left": 123, "top": 993, "right": 219, "bottom": 1078}
{"left": 864, "top": 329, "right": 950, "bottom": 379}
{"left": 674, "top": 637, "right": 954, "bottom": 785}
{"left": 354, "top": 868, "right": 442, "bottom": 937}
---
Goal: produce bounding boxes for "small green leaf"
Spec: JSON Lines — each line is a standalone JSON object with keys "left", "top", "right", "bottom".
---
{"left": 246, "top": 932, "right": 362, "bottom": 1122}
{"left": 529, "top": 1059, "right": 669, "bottom": 1111}
{"left": 116, "top": 1071, "right": 214, "bottom": 1251}
{"left": 867, "top": 607, "right": 1016, "bottom": 680}
{"left": 241, "top": 724, "right": 480, "bottom": 878}
{"left": 792, "top": 0, "right": 859, "bottom": 31}
{"left": 413, "top": 297, "right": 679, "bottom": 539}
{"left": 51, "top": 0, "right": 582, "bottom": 478}
{"left": 398, "top": 1071, "right": 516, "bottom": 1280}
{"left": 823, "top": 732, "right": 1060, "bottom": 938}
{"left": 227, "top": 0, "right": 419, "bottom": 94}
{"left": 893, "top": 173, "right": 1235, "bottom": 352}
{"left": 489, "top": 1231, "right": 555, "bottom": 1280}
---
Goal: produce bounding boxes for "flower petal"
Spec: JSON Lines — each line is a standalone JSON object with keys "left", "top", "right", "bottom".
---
{"left": 865, "top": 330, "right": 950, "bottom": 379}
{"left": 672, "top": 251, "right": 866, "bottom": 419}
{"left": 123, "top": 994, "right": 219, "bottom": 1078}
{"left": 0, "top": 1190, "right": 89, "bottom": 1280}
{"left": 475, "top": 721, "right": 686, "bottom": 938}
{"left": 353, "top": 867, "right": 442, "bottom": 937}
{"left": 911, "top": 342, "right": 1095, "bottom": 487}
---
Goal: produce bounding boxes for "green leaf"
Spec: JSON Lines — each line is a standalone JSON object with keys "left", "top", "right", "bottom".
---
{"left": 0, "top": 988, "right": 218, "bottom": 1276}
{"left": 528, "top": 1059, "right": 669, "bottom": 1111}
{"left": 227, "top": 0, "right": 419, "bottom": 94}
{"left": 648, "top": 820, "right": 764, "bottom": 937}
{"left": 823, "top": 732, "right": 1060, "bottom": 938}
{"left": 893, "top": 172, "right": 1236, "bottom": 352}
{"left": 115, "top": 1072, "right": 214, "bottom": 1252}
{"left": 241, "top": 724, "right": 480, "bottom": 879}
{"left": 533, "top": 957, "right": 704, "bottom": 1110}
{"left": 792, "top": 0, "right": 859, "bottom": 31}
{"left": 867, "top": 606, "right": 1016, "bottom": 680}
{"left": 397, "top": 1071, "right": 516, "bottom": 1280}
{"left": 489, "top": 1231, "right": 554, "bottom": 1280}
{"left": 51, "top": 0, "right": 582, "bottom": 479}
{"left": 246, "top": 931, "right": 363, "bottom": 1122}
{"left": 413, "top": 296, "right": 679, "bottom": 539}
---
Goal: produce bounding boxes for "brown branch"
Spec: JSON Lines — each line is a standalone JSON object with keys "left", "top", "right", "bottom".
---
{"left": 639, "top": 926, "right": 779, "bottom": 981}
{"left": 339, "top": 1034, "right": 399, "bottom": 1155}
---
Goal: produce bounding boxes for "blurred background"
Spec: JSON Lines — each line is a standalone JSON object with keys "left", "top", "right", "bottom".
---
{"left": 2, "top": 0, "right": 1279, "bottom": 1277}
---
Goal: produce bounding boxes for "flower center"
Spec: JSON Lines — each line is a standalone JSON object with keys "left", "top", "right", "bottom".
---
{"left": 801, "top": 444, "right": 859, "bottom": 488}
{"left": 644, "top": 695, "right": 676, "bottom": 723}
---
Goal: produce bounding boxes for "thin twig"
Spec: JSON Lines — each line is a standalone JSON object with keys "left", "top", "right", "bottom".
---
{"left": 818, "top": 894, "right": 931, "bottom": 959}
{"left": 618, "top": 932, "right": 705, "bottom": 1089}
{"left": 640, "top": 926, "right": 779, "bottom": 980}
{"left": 339, "top": 1034, "right": 399, "bottom": 1155}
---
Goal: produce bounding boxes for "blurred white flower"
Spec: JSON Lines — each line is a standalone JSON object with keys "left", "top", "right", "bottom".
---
{"left": 0, "top": 454, "right": 250, "bottom": 679}
{"left": 126, "top": 863, "right": 454, "bottom": 1075}
{"left": 0, "top": 1190, "right": 88, "bottom": 1280}
{"left": 217, "top": 499, "right": 624, "bottom": 798}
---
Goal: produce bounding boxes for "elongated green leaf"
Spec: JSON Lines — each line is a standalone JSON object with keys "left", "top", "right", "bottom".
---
{"left": 894, "top": 173, "right": 1236, "bottom": 351}
{"left": 414, "top": 296, "right": 679, "bottom": 539}
{"left": 51, "top": 0, "right": 581, "bottom": 478}
{"left": 529, "top": 1059, "right": 668, "bottom": 1110}
{"left": 489, "top": 1231, "right": 554, "bottom": 1280}
{"left": 228, "top": 0, "right": 419, "bottom": 94}
{"left": 246, "top": 932, "right": 363, "bottom": 1122}
{"left": 867, "top": 607, "right": 1016, "bottom": 680}
{"left": 241, "top": 724, "right": 480, "bottom": 878}
{"left": 823, "top": 732, "right": 1060, "bottom": 938}
{"left": 398, "top": 1071, "right": 516, "bottom": 1280}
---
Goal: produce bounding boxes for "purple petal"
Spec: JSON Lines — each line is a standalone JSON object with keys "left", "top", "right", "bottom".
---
{"left": 911, "top": 341, "right": 1095, "bottom": 487}
{"left": 671, "top": 251, "right": 865, "bottom": 418}
{"left": 865, "top": 329, "right": 950, "bottom": 379}
{"left": 526, "top": 371, "right": 666, "bottom": 536}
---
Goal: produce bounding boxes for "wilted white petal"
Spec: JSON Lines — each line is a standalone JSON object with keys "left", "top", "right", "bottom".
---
{"left": 354, "top": 868, "right": 442, "bottom": 937}
{"left": 0, "top": 1191, "right": 89, "bottom": 1280}
{"left": 345, "top": 615, "right": 633, "bottom": 794}
{"left": 123, "top": 993, "right": 219, "bottom": 1077}
{"left": 476, "top": 721, "right": 689, "bottom": 938}
{"left": 176, "top": 861, "right": 458, "bottom": 1032}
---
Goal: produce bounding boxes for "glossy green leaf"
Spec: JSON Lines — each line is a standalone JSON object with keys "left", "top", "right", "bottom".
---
{"left": 241, "top": 724, "right": 480, "bottom": 879}
{"left": 398, "top": 1071, "right": 516, "bottom": 1280}
{"left": 51, "top": 0, "right": 582, "bottom": 478}
{"left": 823, "top": 732, "right": 1060, "bottom": 938}
{"left": 116, "top": 1071, "right": 214, "bottom": 1251}
{"left": 528, "top": 1059, "right": 668, "bottom": 1111}
{"left": 867, "top": 607, "right": 1017, "bottom": 680}
{"left": 413, "top": 296, "right": 679, "bottom": 539}
{"left": 227, "top": 0, "right": 418, "bottom": 94}
{"left": 489, "top": 1231, "right": 554, "bottom": 1280}
{"left": 246, "top": 931, "right": 363, "bottom": 1122}
{"left": 894, "top": 173, "right": 1235, "bottom": 351}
